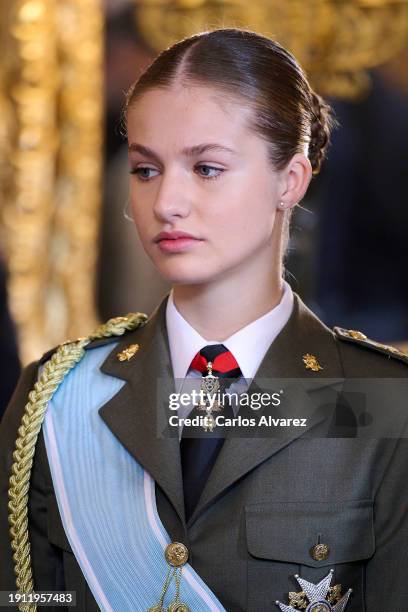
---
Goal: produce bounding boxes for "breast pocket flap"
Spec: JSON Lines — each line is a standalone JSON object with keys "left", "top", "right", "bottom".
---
{"left": 246, "top": 499, "right": 375, "bottom": 568}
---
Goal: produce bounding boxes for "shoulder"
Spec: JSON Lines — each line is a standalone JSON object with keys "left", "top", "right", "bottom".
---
{"left": 333, "top": 326, "right": 408, "bottom": 376}
{"left": 292, "top": 294, "right": 408, "bottom": 377}
{"left": 38, "top": 311, "right": 149, "bottom": 364}
{"left": 0, "top": 311, "right": 149, "bottom": 435}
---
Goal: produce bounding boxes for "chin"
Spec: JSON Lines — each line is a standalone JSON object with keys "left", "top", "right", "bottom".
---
{"left": 154, "top": 260, "right": 214, "bottom": 286}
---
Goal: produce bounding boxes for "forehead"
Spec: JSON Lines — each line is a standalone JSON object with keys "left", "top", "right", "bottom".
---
{"left": 126, "top": 84, "right": 254, "bottom": 146}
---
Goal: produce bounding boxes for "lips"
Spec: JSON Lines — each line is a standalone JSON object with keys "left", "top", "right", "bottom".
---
{"left": 154, "top": 231, "right": 199, "bottom": 242}
{"left": 154, "top": 231, "right": 204, "bottom": 253}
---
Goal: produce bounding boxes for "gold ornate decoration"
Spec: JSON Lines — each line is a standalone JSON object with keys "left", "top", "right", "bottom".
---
{"left": 288, "top": 590, "right": 308, "bottom": 610}
{"left": 310, "top": 542, "right": 330, "bottom": 561}
{"left": 289, "top": 584, "right": 343, "bottom": 609}
{"left": 135, "top": 0, "right": 408, "bottom": 99}
{"left": 347, "top": 330, "right": 368, "bottom": 340}
{"left": 149, "top": 542, "right": 190, "bottom": 612}
{"left": 197, "top": 361, "right": 224, "bottom": 432}
{"left": 117, "top": 343, "right": 141, "bottom": 361}
{"left": 327, "top": 584, "right": 343, "bottom": 604}
{"left": 303, "top": 353, "right": 323, "bottom": 372}
{"left": 7, "top": 311, "right": 148, "bottom": 611}
{"left": 164, "top": 542, "right": 189, "bottom": 567}
{"left": 167, "top": 603, "right": 190, "bottom": 612}
{"left": 0, "top": 0, "right": 103, "bottom": 365}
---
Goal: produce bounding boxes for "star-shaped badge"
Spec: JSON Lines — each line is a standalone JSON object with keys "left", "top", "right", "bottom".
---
{"left": 276, "top": 569, "right": 352, "bottom": 612}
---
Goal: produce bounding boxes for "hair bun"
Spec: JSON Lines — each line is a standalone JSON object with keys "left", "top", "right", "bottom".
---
{"left": 309, "top": 91, "right": 337, "bottom": 175}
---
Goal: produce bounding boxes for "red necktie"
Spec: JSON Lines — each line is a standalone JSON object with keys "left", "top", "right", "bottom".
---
{"left": 190, "top": 344, "right": 242, "bottom": 378}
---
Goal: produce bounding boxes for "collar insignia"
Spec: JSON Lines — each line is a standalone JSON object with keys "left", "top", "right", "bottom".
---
{"left": 302, "top": 353, "right": 323, "bottom": 372}
{"left": 116, "top": 343, "right": 140, "bottom": 361}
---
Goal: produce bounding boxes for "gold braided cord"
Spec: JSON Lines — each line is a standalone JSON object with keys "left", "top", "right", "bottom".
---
{"left": 7, "top": 312, "right": 148, "bottom": 612}
{"left": 88, "top": 312, "right": 148, "bottom": 341}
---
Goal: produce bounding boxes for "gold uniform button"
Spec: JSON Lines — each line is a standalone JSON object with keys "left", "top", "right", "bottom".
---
{"left": 165, "top": 542, "right": 189, "bottom": 567}
{"left": 310, "top": 542, "right": 330, "bottom": 561}
{"left": 168, "top": 604, "right": 190, "bottom": 612}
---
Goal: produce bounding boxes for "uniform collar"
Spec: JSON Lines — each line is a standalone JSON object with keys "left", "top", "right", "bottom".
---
{"left": 166, "top": 280, "right": 294, "bottom": 381}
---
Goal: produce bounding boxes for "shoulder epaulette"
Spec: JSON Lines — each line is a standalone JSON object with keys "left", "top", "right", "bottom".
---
{"left": 39, "top": 345, "right": 59, "bottom": 365}
{"left": 334, "top": 327, "right": 408, "bottom": 365}
{"left": 38, "top": 312, "right": 148, "bottom": 364}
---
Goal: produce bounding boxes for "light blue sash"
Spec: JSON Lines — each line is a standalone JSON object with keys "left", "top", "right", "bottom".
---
{"left": 42, "top": 343, "right": 226, "bottom": 612}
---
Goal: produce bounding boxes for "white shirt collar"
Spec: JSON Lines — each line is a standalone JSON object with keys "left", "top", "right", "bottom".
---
{"left": 166, "top": 280, "right": 294, "bottom": 381}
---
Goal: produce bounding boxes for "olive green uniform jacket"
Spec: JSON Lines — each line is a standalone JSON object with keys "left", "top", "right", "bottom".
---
{"left": 1, "top": 293, "right": 408, "bottom": 611}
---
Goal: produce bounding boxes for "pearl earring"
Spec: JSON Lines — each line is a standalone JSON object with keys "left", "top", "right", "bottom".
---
{"left": 279, "top": 202, "right": 285, "bottom": 208}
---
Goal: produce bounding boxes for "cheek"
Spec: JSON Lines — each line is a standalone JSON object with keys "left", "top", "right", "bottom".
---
{"left": 130, "top": 196, "right": 149, "bottom": 236}
{"left": 129, "top": 203, "right": 141, "bottom": 232}
{"left": 221, "top": 197, "right": 276, "bottom": 246}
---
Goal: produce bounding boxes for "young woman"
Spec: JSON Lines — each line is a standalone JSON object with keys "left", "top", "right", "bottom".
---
{"left": 1, "top": 28, "right": 407, "bottom": 612}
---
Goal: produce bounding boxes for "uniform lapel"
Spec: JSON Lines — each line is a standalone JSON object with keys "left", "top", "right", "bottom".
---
{"left": 190, "top": 293, "right": 345, "bottom": 524}
{"left": 98, "top": 294, "right": 186, "bottom": 523}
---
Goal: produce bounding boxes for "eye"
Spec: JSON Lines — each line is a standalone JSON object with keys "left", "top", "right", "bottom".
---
{"left": 195, "top": 164, "right": 224, "bottom": 180}
{"left": 129, "top": 166, "right": 159, "bottom": 181}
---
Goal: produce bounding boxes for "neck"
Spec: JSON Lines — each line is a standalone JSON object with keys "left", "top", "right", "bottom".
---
{"left": 172, "top": 260, "right": 283, "bottom": 342}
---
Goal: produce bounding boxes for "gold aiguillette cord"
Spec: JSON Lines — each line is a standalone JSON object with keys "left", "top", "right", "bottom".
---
{"left": 148, "top": 542, "right": 190, "bottom": 612}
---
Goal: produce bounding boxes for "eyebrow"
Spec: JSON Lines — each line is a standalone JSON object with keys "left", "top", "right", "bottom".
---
{"left": 128, "top": 142, "right": 237, "bottom": 161}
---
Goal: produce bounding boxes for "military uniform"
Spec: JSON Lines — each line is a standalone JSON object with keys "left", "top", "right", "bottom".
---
{"left": 1, "top": 292, "right": 408, "bottom": 611}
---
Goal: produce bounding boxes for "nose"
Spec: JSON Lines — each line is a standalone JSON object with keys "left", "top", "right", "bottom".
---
{"left": 153, "top": 169, "right": 191, "bottom": 222}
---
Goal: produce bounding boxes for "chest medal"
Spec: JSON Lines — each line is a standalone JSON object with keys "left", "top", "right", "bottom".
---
{"left": 275, "top": 569, "right": 352, "bottom": 612}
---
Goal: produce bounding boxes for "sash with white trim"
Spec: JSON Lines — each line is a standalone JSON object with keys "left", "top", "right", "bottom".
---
{"left": 42, "top": 342, "right": 226, "bottom": 612}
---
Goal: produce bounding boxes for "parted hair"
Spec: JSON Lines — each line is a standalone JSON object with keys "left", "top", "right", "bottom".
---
{"left": 124, "top": 28, "right": 336, "bottom": 176}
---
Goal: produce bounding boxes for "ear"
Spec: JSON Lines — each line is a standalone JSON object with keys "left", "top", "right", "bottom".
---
{"left": 278, "top": 153, "right": 313, "bottom": 209}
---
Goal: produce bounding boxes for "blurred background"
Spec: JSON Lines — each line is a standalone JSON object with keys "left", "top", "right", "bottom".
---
{"left": 1, "top": 0, "right": 408, "bottom": 417}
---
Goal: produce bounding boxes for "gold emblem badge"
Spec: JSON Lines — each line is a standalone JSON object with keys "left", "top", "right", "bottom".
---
{"left": 289, "top": 584, "right": 343, "bottom": 609}
{"left": 288, "top": 591, "right": 308, "bottom": 609}
{"left": 347, "top": 329, "right": 367, "bottom": 340}
{"left": 302, "top": 353, "right": 323, "bottom": 372}
{"left": 116, "top": 343, "right": 140, "bottom": 361}
{"left": 310, "top": 542, "right": 330, "bottom": 561}
{"left": 165, "top": 542, "right": 189, "bottom": 567}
